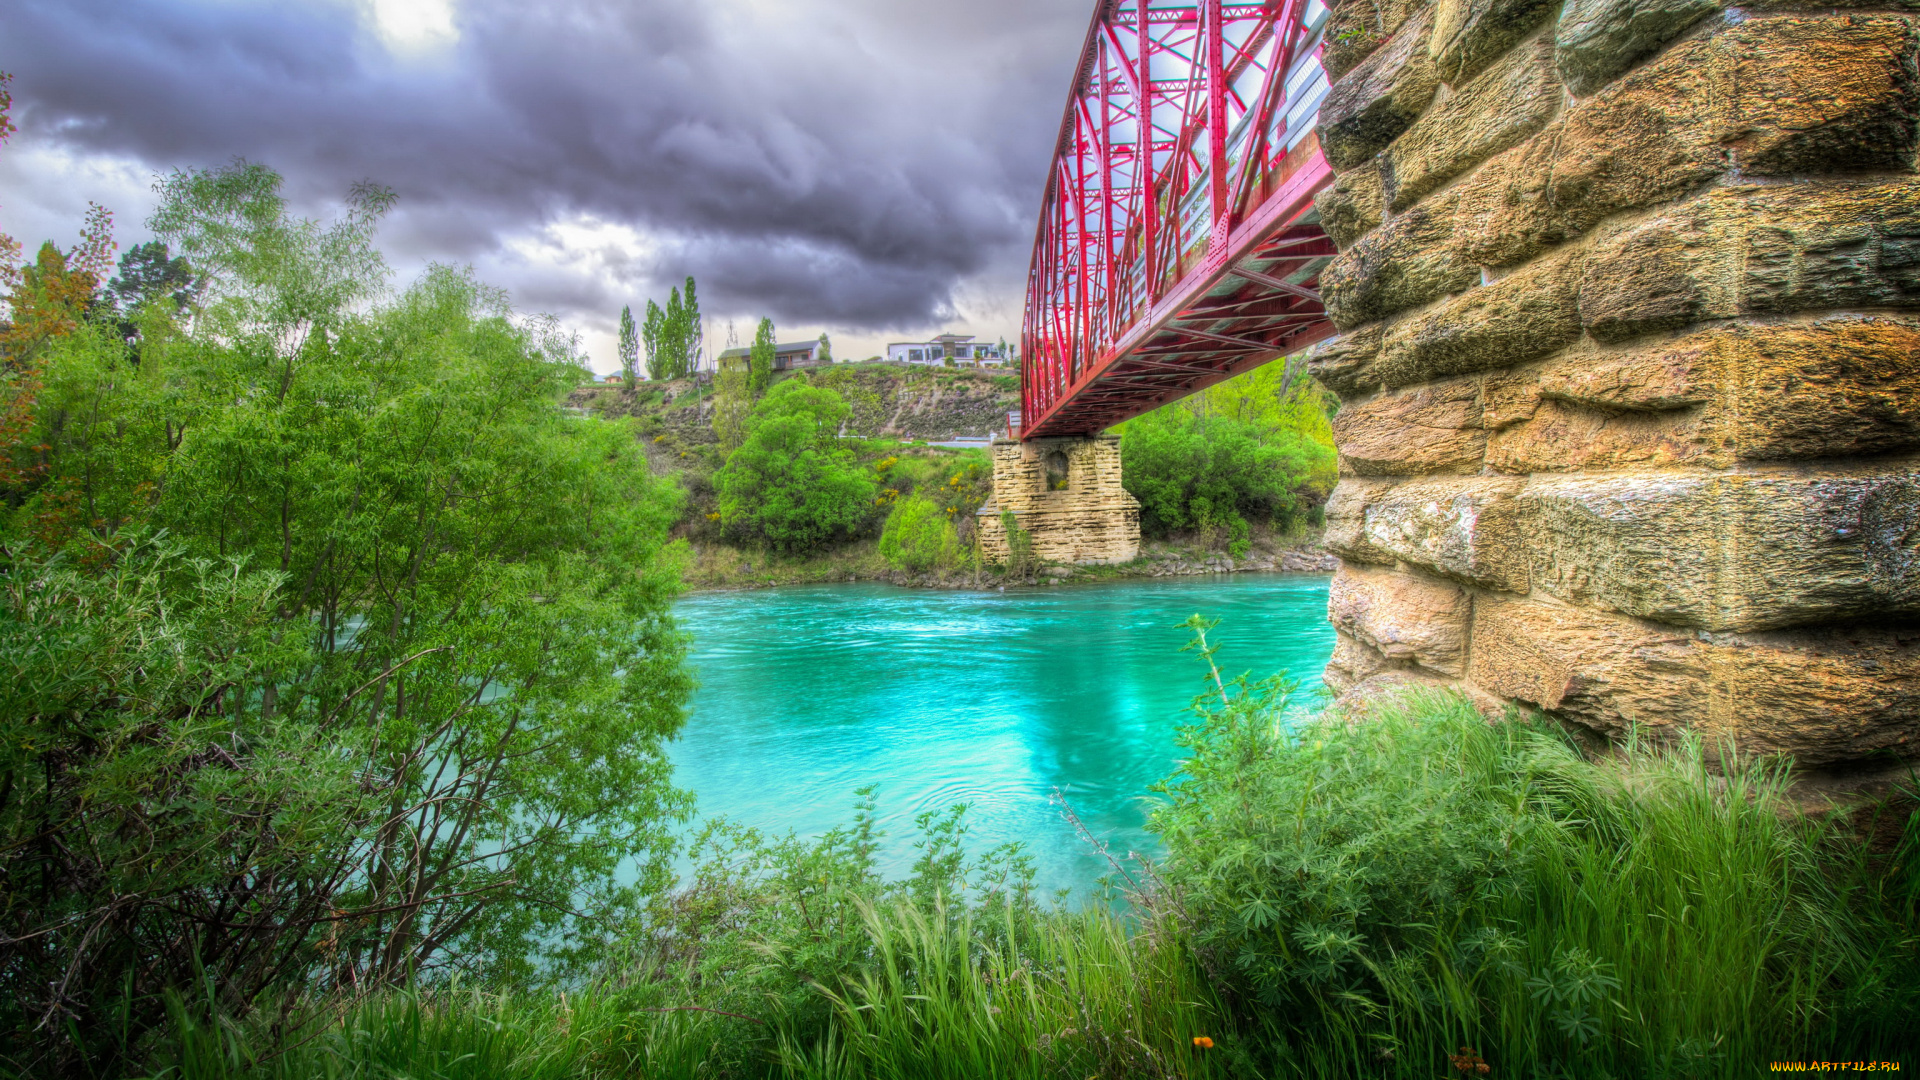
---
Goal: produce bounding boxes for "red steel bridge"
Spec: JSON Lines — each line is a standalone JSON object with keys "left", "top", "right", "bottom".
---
{"left": 1020, "top": 0, "right": 1338, "bottom": 439}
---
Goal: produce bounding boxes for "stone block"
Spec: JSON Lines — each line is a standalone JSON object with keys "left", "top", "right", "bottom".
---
{"left": 1325, "top": 630, "right": 1394, "bottom": 693}
{"left": 1373, "top": 246, "right": 1585, "bottom": 387}
{"left": 1316, "top": 163, "right": 1387, "bottom": 251}
{"left": 1324, "top": 476, "right": 1532, "bottom": 590}
{"left": 1383, "top": 40, "right": 1562, "bottom": 211}
{"left": 1321, "top": 201, "right": 1479, "bottom": 329}
{"left": 1320, "top": 8, "right": 1442, "bottom": 169}
{"left": 1328, "top": 564, "right": 1472, "bottom": 675}
{"left": 1333, "top": 375, "right": 1486, "bottom": 475}
{"left": 1467, "top": 595, "right": 1920, "bottom": 766}
{"left": 1485, "top": 318, "right": 1920, "bottom": 471}
{"left": 1580, "top": 181, "right": 1920, "bottom": 343}
{"left": 1716, "top": 15, "right": 1920, "bottom": 176}
{"left": 1555, "top": 0, "right": 1721, "bottom": 95}
{"left": 1305, "top": 325, "right": 1386, "bottom": 396}
{"left": 1326, "top": 17, "right": 1920, "bottom": 327}
{"left": 1450, "top": 38, "right": 1722, "bottom": 269}
{"left": 1325, "top": 0, "right": 1425, "bottom": 81}
{"left": 1518, "top": 468, "right": 1920, "bottom": 632}
{"left": 1431, "top": 0, "right": 1560, "bottom": 84}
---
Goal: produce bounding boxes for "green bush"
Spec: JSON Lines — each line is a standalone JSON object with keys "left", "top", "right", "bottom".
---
{"left": 1149, "top": 620, "right": 1920, "bottom": 1074}
{"left": 1119, "top": 406, "right": 1333, "bottom": 537}
{"left": 3, "top": 164, "right": 692, "bottom": 1075}
{"left": 714, "top": 381, "right": 877, "bottom": 552}
{"left": 878, "top": 494, "right": 960, "bottom": 572}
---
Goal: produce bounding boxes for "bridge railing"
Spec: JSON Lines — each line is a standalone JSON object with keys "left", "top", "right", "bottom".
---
{"left": 1021, "top": 0, "right": 1338, "bottom": 438}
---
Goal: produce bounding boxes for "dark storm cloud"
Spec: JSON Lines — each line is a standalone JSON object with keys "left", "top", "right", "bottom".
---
{"left": 0, "top": 0, "right": 1087, "bottom": 328}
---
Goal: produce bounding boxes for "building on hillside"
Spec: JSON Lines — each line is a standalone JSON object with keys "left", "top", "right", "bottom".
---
{"left": 885, "top": 333, "right": 1009, "bottom": 367}
{"left": 715, "top": 339, "right": 830, "bottom": 372}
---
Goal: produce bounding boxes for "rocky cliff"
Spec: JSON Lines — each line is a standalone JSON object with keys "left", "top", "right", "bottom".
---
{"left": 1309, "top": 0, "right": 1920, "bottom": 776}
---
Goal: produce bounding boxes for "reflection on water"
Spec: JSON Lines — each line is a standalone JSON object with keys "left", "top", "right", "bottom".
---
{"left": 668, "top": 573, "right": 1335, "bottom": 898}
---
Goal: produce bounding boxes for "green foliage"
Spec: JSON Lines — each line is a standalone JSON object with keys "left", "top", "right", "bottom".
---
{"left": 713, "top": 380, "right": 876, "bottom": 553}
{"left": 149, "top": 799, "right": 1230, "bottom": 1080}
{"left": 1119, "top": 406, "right": 1333, "bottom": 538}
{"left": 108, "top": 240, "right": 199, "bottom": 313}
{"left": 998, "top": 509, "right": 1034, "bottom": 577}
{"left": 640, "top": 278, "right": 701, "bottom": 381}
{"left": 748, "top": 317, "right": 775, "bottom": 396}
{"left": 617, "top": 303, "right": 639, "bottom": 389}
{"left": 1149, "top": 618, "right": 1920, "bottom": 1074}
{"left": 1118, "top": 361, "right": 1336, "bottom": 542}
{"left": 816, "top": 331, "right": 832, "bottom": 364}
{"left": 1, "top": 164, "right": 693, "bottom": 1075}
{"left": 878, "top": 494, "right": 959, "bottom": 572}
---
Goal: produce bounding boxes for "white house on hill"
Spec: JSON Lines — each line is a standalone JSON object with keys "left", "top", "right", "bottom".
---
{"left": 886, "top": 333, "right": 1008, "bottom": 367}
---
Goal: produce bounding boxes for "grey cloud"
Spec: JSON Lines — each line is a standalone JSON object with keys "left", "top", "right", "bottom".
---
{"left": 0, "top": 0, "right": 1087, "bottom": 329}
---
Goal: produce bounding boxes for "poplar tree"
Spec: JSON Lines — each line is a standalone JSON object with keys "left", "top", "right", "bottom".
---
{"left": 642, "top": 299, "right": 665, "bottom": 380}
{"left": 748, "top": 316, "right": 776, "bottom": 396}
{"left": 679, "top": 276, "right": 702, "bottom": 377}
{"left": 617, "top": 304, "right": 639, "bottom": 390}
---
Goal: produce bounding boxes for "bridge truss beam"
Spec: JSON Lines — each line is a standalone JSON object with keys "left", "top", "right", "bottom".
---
{"left": 1021, "top": 0, "right": 1340, "bottom": 438}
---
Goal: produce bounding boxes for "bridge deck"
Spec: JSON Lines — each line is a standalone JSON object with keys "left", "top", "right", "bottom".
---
{"left": 1021, "top": 0, "right": 1340, "bottom": 439}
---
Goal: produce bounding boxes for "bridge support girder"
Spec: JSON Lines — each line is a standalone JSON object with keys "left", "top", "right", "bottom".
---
{"left": 977, "top": 435, "right": 1139, "bottom": 567}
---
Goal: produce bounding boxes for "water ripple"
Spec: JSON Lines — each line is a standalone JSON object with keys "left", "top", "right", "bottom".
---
{"left": 669, "top": 573, "right": 1333, "bottom": 898}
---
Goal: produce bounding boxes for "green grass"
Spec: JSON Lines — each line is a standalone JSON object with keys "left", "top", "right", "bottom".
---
{"left": 146, "top": 684, "right": 1918, "bottom": 1080}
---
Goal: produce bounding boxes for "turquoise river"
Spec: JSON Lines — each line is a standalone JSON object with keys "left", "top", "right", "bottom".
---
{"left": 667, "top": 572, "right": 1335, "bottom": 898}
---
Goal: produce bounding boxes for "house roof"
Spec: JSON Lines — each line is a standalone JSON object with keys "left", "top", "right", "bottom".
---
{"left": 717, "top": 340, "right": 823, "bottom": 359}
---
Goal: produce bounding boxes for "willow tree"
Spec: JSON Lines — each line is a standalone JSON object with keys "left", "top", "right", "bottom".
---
{"left": 0, "top": 162, "right": 692, "bottom": 1072}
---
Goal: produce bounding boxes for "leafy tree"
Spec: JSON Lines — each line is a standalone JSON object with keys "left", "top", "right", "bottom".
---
{"left": 677, "top": 276, "right": 702, "bottom": 377}
{"left": 712, "top": 351, "right": 752, "bottom": 452}
{"left": 0, "top": 72, "right": 17, "bottom": 287}
{"left": 618, "top": 303, "right": 639, "bottom": 389}
{"left": 748, "top": 316, "right": 775, "bottom": 396}
{"left": 1, "top": 205, "right": 115, "bottom": 369}
{"left": 713, "top": 379, "right": 875, "bottom": 552}
{"left": 107, "top": 240, "right": 197, "bottom": 313}
{"left": 0, "top": 163, "right": 692, "bottom": 1072}
{"left": 879, "top": 494, "right": 960, "bottom": 572}
{"left": 1119, "top": 405, "right": 1333, "bottom": 543}
{"left": 1119, "top": 362, "right": 1335, "bottom": 548}
{"left": 817, "top": 331, "right": 833, "bottom": 365}
{"left": 642, "top": 298, "right": 666, "bottom": 380}
{"left": 637, "top": 277, "right": 701, "bottom": 379}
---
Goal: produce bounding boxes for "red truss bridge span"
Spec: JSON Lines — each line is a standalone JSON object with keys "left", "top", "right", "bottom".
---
{"left": 1020, "top": 0, "right": 1339, "bottom": 440}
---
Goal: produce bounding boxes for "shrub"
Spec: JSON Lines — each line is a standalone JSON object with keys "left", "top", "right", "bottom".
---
{"left": 713, "top": 381, "right": 877, "bottom": 553}
{"left": 998, "top": 508, "right": 1035, "bottom": 577}
{"left": 878, "top": 494, "right": 960, "bottom": 572}
{"left": 1149, "top": 619, "right": 1920, "bottom": 1073}
{"left": 1119, "top": 406, "right": 1333, "bottom": 538}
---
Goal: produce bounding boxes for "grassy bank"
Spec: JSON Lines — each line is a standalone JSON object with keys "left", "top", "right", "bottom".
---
{"left": 149, "top": 671, "right": 1919, "bottom": 1079}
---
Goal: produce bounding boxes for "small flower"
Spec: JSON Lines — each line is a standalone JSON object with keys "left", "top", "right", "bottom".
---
{"left": 1192, "top": 1036, "right": 1214, "bottom": 1049}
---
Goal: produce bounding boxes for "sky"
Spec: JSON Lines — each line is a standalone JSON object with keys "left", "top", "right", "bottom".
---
{"left": 0, "top": 0, "right": 1090, "bottom": 372}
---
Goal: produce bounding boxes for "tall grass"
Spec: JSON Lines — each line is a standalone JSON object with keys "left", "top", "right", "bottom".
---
{"left": 148, "top": 680, "right": 1918, "bottom": 1080}
{"left": 1152, "top": 656, "right": 1920, "bottom": 1077}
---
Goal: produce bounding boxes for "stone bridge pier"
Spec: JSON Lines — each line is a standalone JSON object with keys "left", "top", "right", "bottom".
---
{"left": 1308, "top": 0, "right": 1920, "bottom": 782}
{"left": 977, "top": 435, "right": 1140, "bottom": 566}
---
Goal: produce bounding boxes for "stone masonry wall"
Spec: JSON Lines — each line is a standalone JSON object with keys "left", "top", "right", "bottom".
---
{"left": 977, "top": 435, "right": 1142, "bottom": 565}
{"left": 1308, "top": 0, "right": 1920, "bottom": 771}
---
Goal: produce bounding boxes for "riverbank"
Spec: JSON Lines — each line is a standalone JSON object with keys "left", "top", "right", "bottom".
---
{"left": 149, "top": 690, "right": 1920, "bottom": 1079}
{"left": 680, "top": 531, "right": 1338, "bottom": 591}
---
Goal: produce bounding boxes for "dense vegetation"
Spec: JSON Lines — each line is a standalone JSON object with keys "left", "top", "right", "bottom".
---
{"left": 1118, "top": 362, "right": 1338, "bottom": 552}
{"left": 140, "top": 639, "right": 1919, "bottom": 1079}
{"left": 1, "top": 163, "right": 692, "bottom": 1074}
